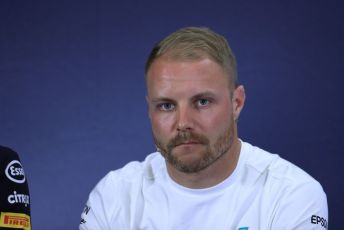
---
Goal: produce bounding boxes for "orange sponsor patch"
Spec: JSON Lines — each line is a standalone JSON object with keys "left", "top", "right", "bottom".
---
{"left": 0, "top": 212, "right": 31, "bottom": 230}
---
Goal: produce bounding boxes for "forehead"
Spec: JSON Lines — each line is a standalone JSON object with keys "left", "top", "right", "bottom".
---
{"left": 146, "top": 57, "right": 230, "bottom": 98}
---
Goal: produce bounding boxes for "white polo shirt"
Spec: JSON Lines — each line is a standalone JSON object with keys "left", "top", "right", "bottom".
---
{"left": 80, "top": 141, "right": 328, "bottom": 230}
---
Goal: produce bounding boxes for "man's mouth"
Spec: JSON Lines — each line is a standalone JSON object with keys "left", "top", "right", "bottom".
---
{"left": 175, "top": 141, "right": 200, "bottom": 147}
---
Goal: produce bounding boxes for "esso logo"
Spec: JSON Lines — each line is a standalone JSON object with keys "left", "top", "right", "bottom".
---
{"left": 5, "top": 160, "right": 26, "bottom": 184}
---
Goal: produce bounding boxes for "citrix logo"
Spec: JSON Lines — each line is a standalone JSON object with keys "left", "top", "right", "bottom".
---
{"left": 8, "top": 191, "right": 30, "bottom": 207}
{"left": 5, "top": 160, "right": 26, "bottom": 183}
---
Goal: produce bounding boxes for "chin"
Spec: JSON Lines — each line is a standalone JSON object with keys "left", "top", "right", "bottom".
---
{"left": 170, "top": 149, "right": 213, "bottom": 173}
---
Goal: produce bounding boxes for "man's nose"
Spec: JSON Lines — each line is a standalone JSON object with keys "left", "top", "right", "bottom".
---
{"left": 176, "top": 105, "right": 194, "bottom": 132}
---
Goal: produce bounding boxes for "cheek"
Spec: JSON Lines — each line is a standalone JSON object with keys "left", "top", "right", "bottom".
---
{"left": 203, "top": 104, "right": 233, "bottom": 134}
{"left": 205, "top": 114, "right": 229, "bottom": 133}
{"left": 150, "top": 113, "right": 173, "bottom": 137}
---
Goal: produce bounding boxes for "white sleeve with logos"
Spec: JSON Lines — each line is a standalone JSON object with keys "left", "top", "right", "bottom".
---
{"left": 271, "top": 180, "right": 328, "bottom": 229}
{"left": 79, "top": 171, "right": 124, "bottom": 230}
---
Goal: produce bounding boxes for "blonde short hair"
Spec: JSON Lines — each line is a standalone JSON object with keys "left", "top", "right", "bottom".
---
{"left": 145, "top": 27, "right": 238, "bottom": 89}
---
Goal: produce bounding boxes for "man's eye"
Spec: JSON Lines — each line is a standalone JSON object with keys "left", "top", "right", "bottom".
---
{"left": 159, "top": 103, "right": 175, "bottom": 111}
{"left": 197, "top": 99, "right": 210, "bottom": 107}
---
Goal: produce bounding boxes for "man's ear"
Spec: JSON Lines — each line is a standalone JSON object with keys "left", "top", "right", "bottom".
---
{"left": 232, "top": 85, "right": 246, "bottom": 122}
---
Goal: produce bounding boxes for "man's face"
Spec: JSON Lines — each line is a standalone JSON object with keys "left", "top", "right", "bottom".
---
{"left": 146, "top": 57, "right": 241, "bottom": 174}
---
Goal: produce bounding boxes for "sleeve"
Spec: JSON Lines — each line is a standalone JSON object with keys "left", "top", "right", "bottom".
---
{"left": 0, "top": 145, "right": 31, "bottom": 230}
{"left": 271, "top": 180, "right": 328, "bottom": 230}
{"left": 79, "top": 171, "right": 124, "bottom": 230}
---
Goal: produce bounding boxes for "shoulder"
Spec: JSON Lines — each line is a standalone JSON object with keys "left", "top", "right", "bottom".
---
{"left": 241, "top": 141, "right": 328, "bottom": 228}
{"left": 99, "top": 152, "right": 162, "bottom": 189}
{"left": 91, "top": 153, "right": 160, "bottom": 200}
{"left": 80, "top": 152, "right": 164, "bottom": 229}
{"left": 242, "top": 141, "right": 321, "bottom": 186}
{"left": 0, "top": 145, "right": 19, "bottom": 160}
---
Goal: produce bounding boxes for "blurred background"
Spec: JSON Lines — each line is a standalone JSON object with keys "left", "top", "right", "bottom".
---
{"left": 1, "top": 0, "right": 342, "bottom": 229}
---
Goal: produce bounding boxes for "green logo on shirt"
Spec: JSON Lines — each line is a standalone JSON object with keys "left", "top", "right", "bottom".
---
{"left": 238, "top": 227, "right": 249, "bottom": 230}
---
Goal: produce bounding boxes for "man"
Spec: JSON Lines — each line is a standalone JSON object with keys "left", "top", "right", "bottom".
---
{"left": 80, "top": 27, "right": 328, "bottom": 229}
{"left": 0, "top": 146, "right": 31, "bottom": 230}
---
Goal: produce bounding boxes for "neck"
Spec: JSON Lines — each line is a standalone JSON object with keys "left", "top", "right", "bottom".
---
{"left": 166, "top": 138, "right": 242, "bottom": 189}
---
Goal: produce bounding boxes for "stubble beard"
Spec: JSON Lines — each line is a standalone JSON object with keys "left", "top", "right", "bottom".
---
{"left": 153, "top": 120, "right": 235, "bottom": 174}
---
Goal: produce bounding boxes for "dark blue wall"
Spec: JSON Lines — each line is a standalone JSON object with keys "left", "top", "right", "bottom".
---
{"left": 1, "top": 0, "right": 343, "bottom": 229}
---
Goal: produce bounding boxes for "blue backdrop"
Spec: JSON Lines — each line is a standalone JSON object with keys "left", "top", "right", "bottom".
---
{"left": 1, "top": 0, "right": 343, "bottom": 229}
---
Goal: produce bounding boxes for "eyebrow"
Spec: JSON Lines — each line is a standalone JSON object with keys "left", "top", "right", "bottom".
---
{"left": 190, "top": 92, "right": 217, "bottom": 101}
{"left": 150, "top": 97, "right": 175, "bottom": 104}
{"left": 150, "top": 91, "right": 217, "bottom": 104}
